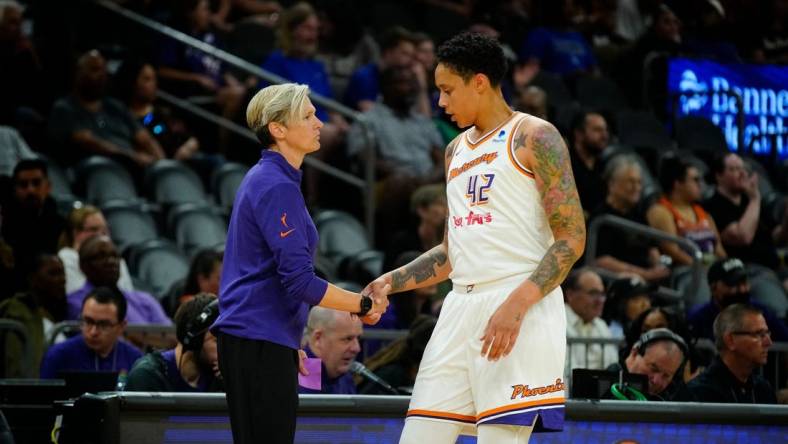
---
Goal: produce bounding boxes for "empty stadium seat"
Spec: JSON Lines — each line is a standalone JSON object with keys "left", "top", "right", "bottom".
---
{"left": 530, "top": 71, "right": 573, "bottom": 108}
{"left": 167, "top": 203, "right": 227, "bottom": 257}
{"left": 39, "top": 155, "right": 76, "bottom": 203}
{"left": 101, "top": 200, "right": 160, "bottom": 252}
{"left": 145, "top": 159, "right": 206, "bottom": 205}
{"left": 314, "top": 210, "right": 372, "bottom": 265}
{"left": 616, "top": 110, "right": 673, "bottom": 151}
{"left": 342, "top": 249, "right": 384, "bottom": 284}
{"left": 74, "top": 156, "right": 138, "bottom": 204}
{"left": 126, "top": 239, "right": 190, "bottom": 299}
{"left": 675, "top": 116, "right": 727, "bottom": 152}
{"left": 575, "top": 76, "right": 628, "bottom": 114}
{"left": 211, "top": 162, "right": 248, "bottom": 210}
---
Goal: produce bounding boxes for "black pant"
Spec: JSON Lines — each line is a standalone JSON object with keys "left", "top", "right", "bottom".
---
{"left": 217, "top": 333, "right": 299, "bottom": 444}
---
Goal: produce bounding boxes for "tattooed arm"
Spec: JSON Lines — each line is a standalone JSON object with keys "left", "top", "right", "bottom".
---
{"left": 480, "top": 119, "right": 585, "bottom": 361}
{"left": 363, "top": 135, "right": 460, "bottom": 296}
{"left": 519, "top": 120, "right": 586, "bottom": 297}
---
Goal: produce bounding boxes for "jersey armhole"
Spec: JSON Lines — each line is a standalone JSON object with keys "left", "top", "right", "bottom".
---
{"left": 507, "top": 116, "right": 535, "bottom": 179}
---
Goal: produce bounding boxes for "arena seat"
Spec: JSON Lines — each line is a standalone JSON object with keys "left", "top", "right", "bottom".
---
{"left": 74, "top": 156, "right": 138, "bottom": 205}
{"left": 675, "top": 116, "right": 728, "bottom": 153}
{"left": 575, "top": 75, "right": 628, "bottom": 115}
{"left": 145, "top": 159, "right": 206, "bottom": 206}
{"left": 167, "top": 203, "right": 227, "bottom": 257}
{"left": 616, "top": 110, "right": 673, "bottom": 151}
{"left": 101, "top": 199, "right": 160, "bottom": 253}
{"left": 126, "top": 239, "right": 190, "bottom": 299}
{"left": 211, "top": 162, "right": 248, "bottom": 211}
{"left": 531, "top": 71, "right": 573, "bottom": 108}
{"left": 314, "top": 210, "right": 372, "bottom": 267}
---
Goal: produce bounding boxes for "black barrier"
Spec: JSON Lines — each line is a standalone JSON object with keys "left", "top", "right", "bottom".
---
{"left": 56, "top": 393, "right": 788, "bottom": 443}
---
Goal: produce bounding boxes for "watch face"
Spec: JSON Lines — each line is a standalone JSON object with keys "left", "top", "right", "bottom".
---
{"left": 360, "top": 296, "right": 373, "bottom": 314}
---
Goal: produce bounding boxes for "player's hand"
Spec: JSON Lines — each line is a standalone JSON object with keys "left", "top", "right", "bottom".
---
{"left": 480, "top": 282, "right": 539, "bottom": 361}
{"left": 361, "top": 312, "right": 382, "bottom": 325}
{"left": 297, "top": 349, "right": 309, "bottom": 376}
{"left": 362, "top": 277, "right": 392, "bottom": 313}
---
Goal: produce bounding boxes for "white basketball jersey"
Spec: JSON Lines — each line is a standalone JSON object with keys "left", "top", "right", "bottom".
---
{"left": 446, "top": 112, "right": 555, "bottom": 286}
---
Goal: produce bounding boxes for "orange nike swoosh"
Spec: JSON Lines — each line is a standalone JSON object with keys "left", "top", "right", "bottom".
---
{"left": 280, "top": 229, "right": 295, "bottom": 238}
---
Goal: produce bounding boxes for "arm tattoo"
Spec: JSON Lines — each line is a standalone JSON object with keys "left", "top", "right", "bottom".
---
{"left": 391, "top": 249, "right": 448, "bottom": 291}
{"left": 520, "top": 123, "right": 586, "bottom": 296}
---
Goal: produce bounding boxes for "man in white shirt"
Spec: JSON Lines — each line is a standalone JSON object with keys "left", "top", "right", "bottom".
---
{"left": 563, "top": 267, "right": 619, "bottom": 379}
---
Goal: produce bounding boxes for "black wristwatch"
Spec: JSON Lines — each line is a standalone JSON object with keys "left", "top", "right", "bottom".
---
{"left": 357, "top": 294, "right": 373, "bottom": 317}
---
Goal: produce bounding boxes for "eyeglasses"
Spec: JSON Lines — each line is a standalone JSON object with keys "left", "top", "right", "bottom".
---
{"left": 80, "top": 317, "right": 118, "bottom": 331}
{"left": 731, "top": 329, "right": 771, "bottom": 340}
{"left": 582, "top": 289, "right": 606, "bottom": 299}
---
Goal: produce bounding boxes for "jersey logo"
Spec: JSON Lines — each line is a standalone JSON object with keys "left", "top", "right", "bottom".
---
{"left": 510, "top": 379, "right": 565, "bottom": 400}
{"left": 448, "top": 152, "right": 498, "bottom": 181}
{"left": 451, "top": 210, "right": 493, "bottom": 228}
{"left": 280, "top": 213, "right": 295, "bottom": 238}
{"left": 492, "top": 130, "right": 506, "bottom": 142}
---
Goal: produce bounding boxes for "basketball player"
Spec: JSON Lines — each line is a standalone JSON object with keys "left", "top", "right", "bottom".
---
{"left": 364, "top": 33, "right": 586, "bottom": 443}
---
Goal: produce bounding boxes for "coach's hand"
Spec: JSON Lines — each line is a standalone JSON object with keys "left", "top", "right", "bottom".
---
{"left": 480, "top": 281, "right": 539, "bottom": 361}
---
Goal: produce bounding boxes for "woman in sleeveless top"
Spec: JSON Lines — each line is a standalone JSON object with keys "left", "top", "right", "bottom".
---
{"left": 647, "top": 156, "right": 726, "bottom": 266}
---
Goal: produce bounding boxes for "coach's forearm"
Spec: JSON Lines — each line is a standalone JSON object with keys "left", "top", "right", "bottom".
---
{"left": 317, "top": 283, "right": 363, "bottom": 313}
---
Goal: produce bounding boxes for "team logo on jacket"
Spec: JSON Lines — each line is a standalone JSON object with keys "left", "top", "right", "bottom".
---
{"left": 280, "top": 213, "right": 295, "bottom": 238}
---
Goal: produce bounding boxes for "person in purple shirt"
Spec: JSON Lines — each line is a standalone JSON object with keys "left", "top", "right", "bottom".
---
{"left": 40, "top": 286, "right": 142, "bottom": 379}
{"left": 299, "top": 306, "right": 362, "bottom": 395}
{"left": 210, "top": 83, "right": 389, "bottom": 444}
{"left": 65, "top": 235, "right": 171, "bottom": 325}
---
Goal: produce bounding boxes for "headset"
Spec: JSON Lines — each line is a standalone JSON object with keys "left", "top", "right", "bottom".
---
{"left": 611, "top": 328, "right": 689, "bottom": 401}
{"left": 633, "top": 328, "right": 688, "bottom": 357}
{"left": 181, "top": 299, "right": 220, "bottom": 353}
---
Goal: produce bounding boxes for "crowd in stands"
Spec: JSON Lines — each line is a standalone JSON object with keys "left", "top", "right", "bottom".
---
{"left": 0, "top": 0, "right": 787, "bottom": 405}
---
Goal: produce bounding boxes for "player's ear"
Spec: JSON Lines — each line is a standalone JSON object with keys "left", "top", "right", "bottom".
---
{"left": 472, "top": 73, "right": 489, "bottom": 92}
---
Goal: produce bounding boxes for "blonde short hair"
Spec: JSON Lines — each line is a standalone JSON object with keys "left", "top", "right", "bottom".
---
{"left": 246, "top": 83, "right": 311, "bottom": 147}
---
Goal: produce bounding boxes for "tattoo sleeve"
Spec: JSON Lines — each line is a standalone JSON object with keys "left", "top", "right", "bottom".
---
{"left": 518, "top": 123, "right": 586, "bottom": 296}
{"left": 390, "top": 248, "right": 448, "bottom": 291}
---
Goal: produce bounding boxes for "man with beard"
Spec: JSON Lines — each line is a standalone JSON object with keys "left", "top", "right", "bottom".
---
{"left": 688, "top": 303, "right": 777, "bottom": 403}
{"left": 299, "top": 306, "right": 363, "bottom": 394}
{"left": 125, "top": 293, "right": 222, "bottom": 392}
{"left": 569, "top": 110, "right": 610, "bottom": 216}
{"left": 688, "top": 258, "right": 788, "bottom": 342}
{"left": 0, "top": 254, "right": 67, "bottom": 377}
{"left": 1, "top": 159, "right": 65, "bottom": 291}
{"left": 66, "top": 235, "right": 171, "bottom": 325}
{"left": 40, "top": 286, "right": 142, "bottom": 379}
{"left": 47, "top": 49, "right": 164, "bottom": 168}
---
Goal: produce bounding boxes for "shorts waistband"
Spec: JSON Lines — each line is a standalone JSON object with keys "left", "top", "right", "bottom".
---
{"left": 452, "top": 273, "right": 531, "bottom": 294}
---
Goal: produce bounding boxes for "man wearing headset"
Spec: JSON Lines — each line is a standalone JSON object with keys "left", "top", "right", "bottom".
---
{"left": 606, "top": 328, "right": 688, "bottom": 400}
{"left": 125, "top": 293, "right": 222, "bottom": 392}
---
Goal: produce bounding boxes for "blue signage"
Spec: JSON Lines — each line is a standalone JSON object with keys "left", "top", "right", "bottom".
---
{"left": 667, "top": 58, "right": 788, "bottom": 158}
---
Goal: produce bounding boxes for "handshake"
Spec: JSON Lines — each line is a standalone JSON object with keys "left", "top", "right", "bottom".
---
{"left": 358, "top": 276, "right": 392, "bottom": 326}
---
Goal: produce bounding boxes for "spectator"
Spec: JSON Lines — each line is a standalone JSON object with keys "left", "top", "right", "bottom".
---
{"left": 624, "top": 306, "right": 689, "bottom": 352}
{"left": 1, "top": 159, "right": 65, "bottom": 290}
{"left": 683, "top": 0, "right": 740, "bottom": 62}
{"left": 114, "top": 59, "right": 199, "bottom": 161}
{"left": 344, "top": 27, "right": 419, "bottom": 112}
{"left": 48, "top": 50, "right": 165, "bottom": 168}
{"left": 688, "top": 303, "right": 777, "bottom": 403}
{"left": 384, "top": 185, "right": 447, "bottom": 270}
{"left": 360, "top": 315, "right": 437, "bottom": 395}
{"left": 603, "top": 276, "right": 654, "bottom": 338}
{"left": 176, "top": 248, "right": 223, "bottom": 312}
{"left": 748, "top": 0, "right": 788, "bottom": 64}
{"left": 615, "top": 0, "right": 663, "bottom": 42}
{"left": 0, "top": 126, "right": 36, "bottom": 177}
{"left": 261, "top": 2, "right": 348, "bottom": 148}
{"left": 126, "top": 293, "right": 222, "bottom": 392}
{"left": 688, "top": 258, "right": 788, "bottom": 342}
{"left": 518, "top": 0, "right": 598, "bottom": 78}
{"left": 606, "top": 327, "right": 688, "bottom": 400}
{"left": 348, "top": 65, "right": 443, "bottom": 181}
{"left": 0, "top": 0, "right": 45, "bottom": 125}
{"left": 513, "top": 85, "right": 548, "bottom": 121}
{"left": 705, "top": 151, "right": 778, "bottom": 268}
{"left": 58, "top": 205, "right": 134, "bottom": 294}
{"left": 590, "top": 155, "right": 669, "bottom": 283}
{"left": 157, "top": 0, "right": 252, "bottom": 137}
{"left": 0, "top": 210, "right": 13, "bottom": 301}
{"left": 300, "top": 306, "right": 362, "bottom": 395}
{"left": 66, "top": 235, "right": 171, "bottom": 325}
{"left": 40, "top": 286, "right": 142, "bottom": 378}
{"left": 646, "top": 154, "right": 725, "bottom": 266}
{"left": 0, "top": 254, "right": 67, "bottom": 377}
{"left": 569, "top": 110, "right": 609, "bottom": 216}
{"left": 563, "top": 268, "right": 619, "bottom": 375}
{"left": 348, "top": 65, "right": 444, "bottom": 242}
